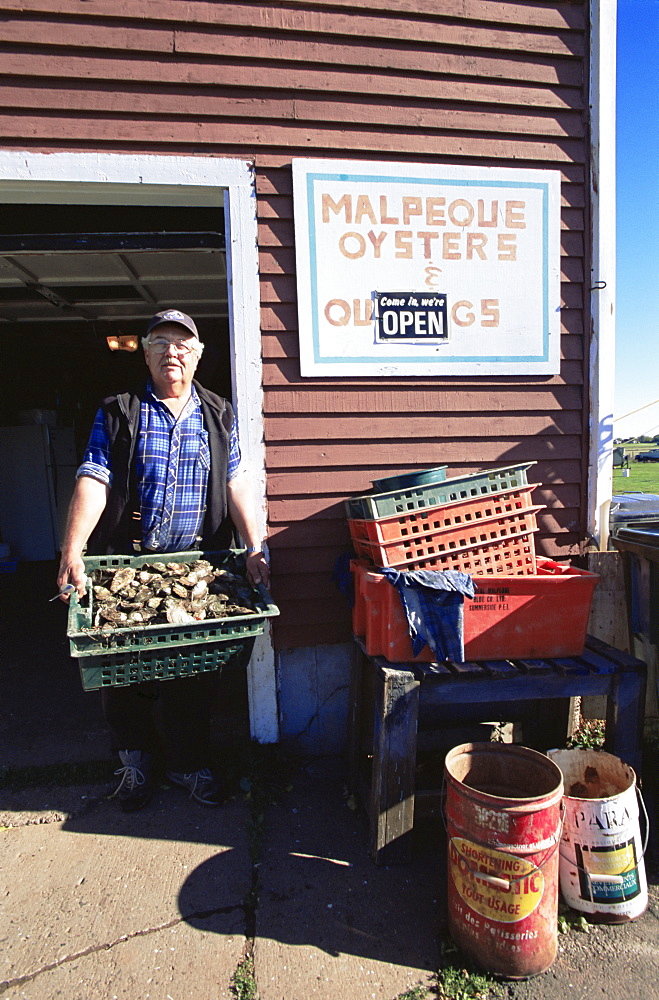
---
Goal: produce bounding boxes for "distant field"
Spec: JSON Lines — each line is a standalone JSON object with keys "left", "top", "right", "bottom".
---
{"left": 612, "top": 454, "right": 659, "bottom": 494}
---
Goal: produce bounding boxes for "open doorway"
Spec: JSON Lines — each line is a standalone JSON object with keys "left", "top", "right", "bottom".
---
{"left": 0, "top": 151, "right": 277, "bottom": 756}
{"left": 0, "top": 202, "right": 229, "bottom": 556}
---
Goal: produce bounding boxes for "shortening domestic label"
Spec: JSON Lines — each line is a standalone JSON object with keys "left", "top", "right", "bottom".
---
{"left": 450, "top": 837, "right": 544, "bottom": 923}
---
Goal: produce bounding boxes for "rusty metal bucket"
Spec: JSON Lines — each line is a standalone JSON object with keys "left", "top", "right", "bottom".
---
{"left": 444, "top": 742, "right": 564, "bottom": 979}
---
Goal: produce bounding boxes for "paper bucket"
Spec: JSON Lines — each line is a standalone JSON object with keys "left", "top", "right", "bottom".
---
{"left": 548, "top": 749, "right": 648, "bottom": 923}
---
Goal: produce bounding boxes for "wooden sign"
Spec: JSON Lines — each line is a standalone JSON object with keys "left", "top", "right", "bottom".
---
{"left": 292, "top": 158, "right": 561, "bottom": 377}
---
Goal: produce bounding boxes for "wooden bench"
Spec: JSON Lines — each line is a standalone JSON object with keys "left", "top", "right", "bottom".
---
{"left": 347, "top": 634, "right": 647, "bottom": 865}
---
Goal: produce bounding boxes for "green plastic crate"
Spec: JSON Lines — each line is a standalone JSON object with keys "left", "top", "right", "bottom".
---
{"left": 345, "top": 463, "right": 536, "bottom": 520}
{"left": 77, "top": 640, "right": 249, "bottom": 691}
{"left": 67, "top": 549, "right": 279, "bottom": 667}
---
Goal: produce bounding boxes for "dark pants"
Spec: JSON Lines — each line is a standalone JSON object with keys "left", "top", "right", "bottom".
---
{"left": 101, "top": 672, "right": 220, "bottom": 773}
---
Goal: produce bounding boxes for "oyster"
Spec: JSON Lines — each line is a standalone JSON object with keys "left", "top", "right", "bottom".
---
{"left": 87, "top": 556, "right": 261, "bottom": 631}
{"left": 166, "top": 606, "right": 196, "bottom": 624}
{"left": 109, "top": 567, "right": 136, "bottom": 593}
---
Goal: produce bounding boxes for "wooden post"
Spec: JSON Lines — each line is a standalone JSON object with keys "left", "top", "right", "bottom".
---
{"left": 369, "top": 664, "right": 420, "bottom": 865}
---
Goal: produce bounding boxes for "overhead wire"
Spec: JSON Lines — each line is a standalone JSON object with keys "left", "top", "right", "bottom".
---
{"left": 614, "top": 397, "right": 659, "bottom": 422}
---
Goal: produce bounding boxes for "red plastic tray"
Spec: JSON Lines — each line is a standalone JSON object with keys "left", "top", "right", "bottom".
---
{"left": 348, "top": 484, "right": 541, "bottom": 545}
{"left": 352, "top": 558, "right": 600, "bottom": 662}
{"left": 350, "top": 506, "right": 543, "bottom": 575}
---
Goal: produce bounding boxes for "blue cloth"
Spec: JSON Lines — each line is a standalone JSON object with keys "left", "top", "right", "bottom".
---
{"left": 380, "top": 568, "right": 475, "bottom": 662}
{"left": 77, "top": 380, "right": 242, "bottom": 552}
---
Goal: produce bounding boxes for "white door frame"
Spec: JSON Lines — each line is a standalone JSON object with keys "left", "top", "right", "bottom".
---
{"left": 588, "top": 1, "right": 617, "bottom": 548}
{"left": 0, "top": 150, "right": 278, "bottom": 742}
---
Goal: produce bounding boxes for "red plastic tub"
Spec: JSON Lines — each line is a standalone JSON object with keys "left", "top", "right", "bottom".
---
{"left": 352, "top": 558, "right": 600, "bottom": 662}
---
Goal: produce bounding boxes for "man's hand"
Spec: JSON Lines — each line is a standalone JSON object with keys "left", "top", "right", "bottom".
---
{"left": 57, "top": 555, "right": 88, "bottom": 600}
{"left": 246, "top": 550, "right": 270, "bottom": 588}
{"left": 55, "top": 475, "right": 109, "bottom": 602}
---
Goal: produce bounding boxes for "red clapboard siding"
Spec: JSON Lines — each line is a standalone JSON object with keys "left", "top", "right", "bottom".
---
{"left": 0, "top": 0, "right": 591, "bottom": 649}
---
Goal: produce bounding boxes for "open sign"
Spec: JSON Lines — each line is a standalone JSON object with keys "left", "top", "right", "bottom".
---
{"left": 375, "top": 291, "right": 448, "bottom": 343}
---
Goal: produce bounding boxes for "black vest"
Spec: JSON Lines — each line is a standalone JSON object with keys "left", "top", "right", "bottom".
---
{"left": 87, "top": 381, "right": 235, "bottom": 555}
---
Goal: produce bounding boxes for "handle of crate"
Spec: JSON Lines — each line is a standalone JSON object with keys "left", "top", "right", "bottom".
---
{"left": 70, "top": 578, "right": 94, "bottom": 626}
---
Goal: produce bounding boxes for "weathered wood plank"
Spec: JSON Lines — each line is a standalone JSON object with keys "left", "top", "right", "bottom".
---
{"left": 264, "top": 411, "right": 583, "bottom": 440}
{"left": 273, "top": 620, "right": 352, "bottom": 649}
{"left": 259, "top": 247, "right": 297, "bottom": 275}
{"left": 272, "top": 595, "right": 353, "bottom": 628}
{"left": 263, "top": 357, "right": 585, "bottom": 386}
{"left": 266, "top": 507, "right": 580, "bottom": 546}
{"left": 176, "top": 20, "right": 583, "bottom": 59}
{"left": 0, "top": 86, "right": 586, "bottom": 139}
{"left": 257, "top": 152, "right": 586, "bottom": 185}
{"left": 260, "top": 275, "right": 297, "bottom": 303}
{"left": 0, "top": 16, "right": 175, "bottom": 51}
{"left": 581, "top": 551, "right": 631, "bottom": 651}
{"left": 264, "top": 437, "right": 584, "bottom": 467}
{"left": 192, "top": 7, "right": 573, "bottom": 56}
{"left": 173, "top": 33, "right": 585, "bottom": 87}
{"left": 268, "top": 520, "right": 351, "bottom": 547}
{"left": 265, "top": 462, "right": 585, "bottom": 496}
{"left": 266, "top": 485, "right": 583, "bottom": 523}
{"left": 0, "top": 0, "right": 587, "bottom": 33}
{"left": 0, "top": 52, "right": 585, "bottom": 112}
{"left": 369, "top": 663, "right": 420, "bottom": 863}
{"left": 262, "top": 385, "right": 584, "bottom": 413}
{"left": 0, "top": 15, "right": 585, "bottom": 83}
{"left": 0, "top": 114, "right": 576, "bottom": 163}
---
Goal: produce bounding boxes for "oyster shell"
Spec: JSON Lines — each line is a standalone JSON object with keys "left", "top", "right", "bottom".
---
{"left": 88, "top": 556, "right": 261, "bottom": 631}
{"left": 109, "top": 567, "right": 136, "bottom": 593}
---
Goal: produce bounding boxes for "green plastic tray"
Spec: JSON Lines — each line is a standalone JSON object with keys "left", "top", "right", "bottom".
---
{"left": 345, "top": 463, "right": 536, "bottom": 520}
{"left": 67, "top": 549, "right": 279, "bottom": 659}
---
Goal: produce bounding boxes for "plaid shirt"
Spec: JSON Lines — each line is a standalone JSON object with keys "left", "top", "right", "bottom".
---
{"left": 77, "top": 382, "right": 241, "bottom": 552}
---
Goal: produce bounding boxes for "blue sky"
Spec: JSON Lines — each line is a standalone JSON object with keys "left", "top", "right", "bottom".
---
{"left": 614, "top": 0, "right": 659, "bottom": 438}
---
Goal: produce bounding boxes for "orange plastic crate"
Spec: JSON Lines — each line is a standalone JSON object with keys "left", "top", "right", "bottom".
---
{"left": 352, "top": 558, "right": 600, "bottom": 662}
{"left": 350, "top": 506, "right": 544, "bottom": 575}
{"left": 348, "top": 484, "right": 541, "bottom": 544}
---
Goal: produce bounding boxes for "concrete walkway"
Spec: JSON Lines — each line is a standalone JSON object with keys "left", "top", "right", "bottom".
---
{"left": 0, "top": 760, "right": 440, "bottom": 1000}
{"left": 2, "top": 564, "right": 659, "bottom": 1000}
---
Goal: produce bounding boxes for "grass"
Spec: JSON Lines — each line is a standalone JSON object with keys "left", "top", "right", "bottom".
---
{"left": 231, "top": 953, "right": 258, "bottom": 1000}
{"left": 612, "top": 459, "right": 659, "bottom": 495}
{"left": 435, "top": 939, "right": 503, "bottom": 1000}
{"left": 228, "top": 742, "right": 296, "bottom": 1000}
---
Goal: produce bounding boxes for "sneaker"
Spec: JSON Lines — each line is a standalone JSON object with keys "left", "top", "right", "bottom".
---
{"left": 166, "top": 767, "right": 228, "bottom": 806}
{"left": 112, "top": 750, "right": 153, "bottom": 812}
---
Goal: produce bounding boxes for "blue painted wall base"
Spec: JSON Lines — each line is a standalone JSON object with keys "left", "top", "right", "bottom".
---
{"left": 277, "top": 643, "right": 355, "bottom": 753}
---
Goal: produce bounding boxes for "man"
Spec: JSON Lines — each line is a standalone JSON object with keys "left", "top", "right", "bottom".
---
{"left": 57, "top": 309, "right": 269, "bottom": 812}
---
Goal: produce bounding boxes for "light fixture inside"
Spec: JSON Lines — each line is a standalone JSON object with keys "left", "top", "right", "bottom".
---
{"left": 107, "top": 334, "right": 139, "bottom": 352}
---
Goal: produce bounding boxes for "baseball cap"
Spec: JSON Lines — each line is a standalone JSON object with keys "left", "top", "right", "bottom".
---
{"left": 146, "top": 309, "right": 199, "bottom": 339}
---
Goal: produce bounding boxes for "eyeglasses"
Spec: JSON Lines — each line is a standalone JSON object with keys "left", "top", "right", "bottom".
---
{"left": 147, "top": 337, "right": 197, "bottom": 355}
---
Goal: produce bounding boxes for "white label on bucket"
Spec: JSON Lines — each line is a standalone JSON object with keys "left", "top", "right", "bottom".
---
{"left": 450, "top": 837, "right": 544, "bottom": 923}
{"left": 473, "top": 805, "right": 510, "bottom": 834}
{"left": 576, "top": 841, "right": 642, "bottom": 903}
{"left": 572, "top": 804, "right": 632, "bottom": 832}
